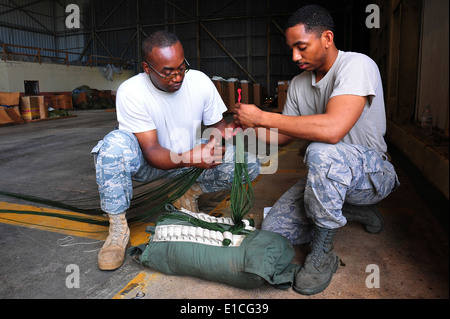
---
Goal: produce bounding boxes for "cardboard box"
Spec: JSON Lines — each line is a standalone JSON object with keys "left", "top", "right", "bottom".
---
{"left": 253, "top": 83, "right": 261, "bottom": 106}
{"left": 240, "top": 82, "right": 253, "bottom": 104}
{"left": 277, "top": 80, "right": 290, "bottom": 113}
{"left": 0, "top": 105, "right": 24, "bottom": 125}
{"left": 213, "top": 80, "right": 228, "bottom": 107}
{"left": 1, "top": 92, "right": 24, "bottom": 125}
{"left": 7, "top": 106, "right": 25, "bottom": 124}
{"left": 227, "top": 81, "right": 241, "bottom": 113}
{"left": 212, "top": 79, "right": 265, "bottom": 110}
{"left": 0, "top": 92, "right": 21, "bottom": 106}
{"left": 51, "top": 94, "right": 73, "bottom": 110}
{"left": 20, "top": 96, "right": 45, "bottom": 122}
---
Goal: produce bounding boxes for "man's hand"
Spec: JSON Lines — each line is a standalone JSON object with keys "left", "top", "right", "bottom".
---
{"left": 223, "top": 121, "right": 243, "bottom": 140}
{"left": 207, "top": 118, "right": 239, "bottom": 141}
{"left": 182, "top": 137, "right": 225, "bottom": 169}
{"left": 233, "top": 103, "right": 263, "bottom": 129}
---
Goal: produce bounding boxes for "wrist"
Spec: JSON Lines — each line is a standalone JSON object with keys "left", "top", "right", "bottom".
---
{"left": 180, "top": 151, "right": 192, "bottom": 167}
{"left": 168, "top": 151, "right": 189, "bottom": 168}
{"left": 256, "top": 110, "right": 268, "bottom": 128}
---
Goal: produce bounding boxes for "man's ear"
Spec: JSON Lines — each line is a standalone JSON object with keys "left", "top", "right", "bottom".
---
{"left": 322, "top": 30, "right": 334, "bottom": 49}
{"left": 142, "top": 61, "right": 150, "bottom": 74}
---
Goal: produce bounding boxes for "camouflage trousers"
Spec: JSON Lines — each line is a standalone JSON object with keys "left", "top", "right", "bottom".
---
{"left": 91, "top": 129, "right": 260, "bottom": 215}
{"left": 261, "top": 142, "right": 400, "bottom": 245}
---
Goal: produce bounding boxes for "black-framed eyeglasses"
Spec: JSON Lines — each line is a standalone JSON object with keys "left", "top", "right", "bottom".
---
{"left": 145, "top": 58, "right": 190, "bottom": 81}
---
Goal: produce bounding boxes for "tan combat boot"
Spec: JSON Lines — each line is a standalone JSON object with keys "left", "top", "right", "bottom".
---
{"left": 172, "top": 182, "right": 203, "bottom": 213}
{"left": 98, "top": 212, "right": 130, "bottom": 270}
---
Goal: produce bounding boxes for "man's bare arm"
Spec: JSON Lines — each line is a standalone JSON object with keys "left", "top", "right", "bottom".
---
{"left": 234, "top": 95, "right": 367, "bottom": 144}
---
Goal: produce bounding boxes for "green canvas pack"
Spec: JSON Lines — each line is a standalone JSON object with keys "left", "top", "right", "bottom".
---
{"left": 133, "top": 207, "right": 300, "bottom": 289}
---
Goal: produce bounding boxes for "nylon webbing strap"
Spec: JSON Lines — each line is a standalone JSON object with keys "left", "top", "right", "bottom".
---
{"left": 230, "top": 130, "right": 254, "bottom": 224}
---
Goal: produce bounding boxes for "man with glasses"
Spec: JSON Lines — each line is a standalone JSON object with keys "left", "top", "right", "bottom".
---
{"left": 91, "top": 30, "right": 260, "bottom": 270}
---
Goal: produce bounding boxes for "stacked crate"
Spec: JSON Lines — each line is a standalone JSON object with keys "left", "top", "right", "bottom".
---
{"left": 0, "top": 92, "right": 24, "bottom": 125}
{"left": 51, "top": 94, "right": 73, "bottom": 110}
{"left": 212, "top": 79, "right": 263, "bottom": 113}
{"left": 277, "top": 80, "right": 290, "bottom": 113}
{"left": 20, "top": 96, "right": 47, "bottom": 122}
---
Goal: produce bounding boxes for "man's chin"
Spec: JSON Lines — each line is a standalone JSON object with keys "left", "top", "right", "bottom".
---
{"left": 168, "top": 83, "right": 182, "bottom": 92}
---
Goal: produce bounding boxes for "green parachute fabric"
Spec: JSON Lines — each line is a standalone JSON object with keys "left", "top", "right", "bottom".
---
{"left": 131, "top": 131, "right": 299, "bottom": 289}
{"left": 133, "top": 207, "right": 300, "bottom": 289}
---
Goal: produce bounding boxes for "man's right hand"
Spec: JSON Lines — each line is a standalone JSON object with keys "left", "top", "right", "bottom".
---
{"left": 182, "top": 137, "right": 225, "bottom": 169}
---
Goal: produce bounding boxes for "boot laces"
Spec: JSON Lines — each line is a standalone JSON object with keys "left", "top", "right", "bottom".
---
{"left": 110, "top": 215, "right": 127, "bottom": 244}
{"left": 309, "top": 228, "right": 336, "bottom": 267}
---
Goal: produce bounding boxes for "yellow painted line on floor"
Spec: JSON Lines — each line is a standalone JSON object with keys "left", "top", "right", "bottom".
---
{"left": 0, "top": 202, "right": 152, "bottom": 246}
{"left": 113, "top": 271, "right": 160, "bottom": 299}
{"left": 0, "top": 202, "right": 108, "bottom": 240}
{"left": 208, "top": 195, "right": 230, "bottom": 217}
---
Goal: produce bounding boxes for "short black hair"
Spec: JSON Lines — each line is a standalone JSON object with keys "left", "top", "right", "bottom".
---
{"left": 142, "top": 30, "right": 180, "bottom": 57}
{"left": 285, "top": 5, "right": 335, "bottom": 36}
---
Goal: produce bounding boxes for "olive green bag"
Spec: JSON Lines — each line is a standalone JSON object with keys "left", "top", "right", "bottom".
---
{"left": 133, "top": 207, "right": 300, "bottom": 289}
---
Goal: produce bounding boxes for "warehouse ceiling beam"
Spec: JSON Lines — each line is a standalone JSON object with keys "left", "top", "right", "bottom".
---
{"left": 164, "top": 0, "right": 200, "bottom": 69}
{"left": 71, "top": 0, "right": 126, "bottom": 64}
{"left": 201, "top": 12, "right": 291, "bottom": 23}
{"left": 271, "top": 18, "right": 285, "bottom": 36}
{"left": 163, "top": 0, "right": 193, "bottom": 20}
{"left": 95, "top": 0, "right": 126, "bottom": 31}
{"left": 205, "top": 0, "right": 238, "bottom": 18}
{"left": 77, "top": 34, "right": 93, "bottom": 62}
{"left": 0, "top": 20, "right": 52, "bottom": 36}
{"left": 93, "top": 32, "right": 115, "bottom": 61}
{"left": 199, "top": 21, "right": 257, "bottom": 83}
{"left": 140, "top": 20, "right": 195, "bottom": 29}
{"left": 163, "top": 0, "right": 256, "bottom": 83}
{"left": 0, "top": 0, "right": 45, "bottom": 16}
{"left": 5, "top": 0, "right": 54, "bottom": 35}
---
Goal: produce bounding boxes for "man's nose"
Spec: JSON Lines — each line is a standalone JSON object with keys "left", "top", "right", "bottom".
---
{"left": 292, "top": 49, "right": 302, "bottom": 62}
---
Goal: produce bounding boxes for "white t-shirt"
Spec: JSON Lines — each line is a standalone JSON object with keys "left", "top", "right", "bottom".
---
{"left": 116, "top": 70, "right": 227, "bottom": 153}
{"left": 283, "top": 50, "right": 387, "bottom": 153}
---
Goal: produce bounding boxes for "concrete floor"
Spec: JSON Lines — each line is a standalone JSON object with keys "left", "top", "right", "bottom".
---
{"left": 0, "top": 109, "right": 448, "bottom": 301}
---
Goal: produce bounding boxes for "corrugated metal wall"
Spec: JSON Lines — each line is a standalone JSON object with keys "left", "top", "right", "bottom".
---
{"left": 1, "top": 0, "right": 370, "bottom": 95}
{"left": 0, "top": 0, "right": 55, "bottom": 55}
{"left": 0, "top": 0, "right": 86, "bottom": 62}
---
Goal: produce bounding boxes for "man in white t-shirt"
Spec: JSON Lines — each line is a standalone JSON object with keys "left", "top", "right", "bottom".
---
{"left": 91, "top": 30, "right": 260, "bottom": 271}
{"left": 234, "top": 5, "right": 399, "bottom": 295}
